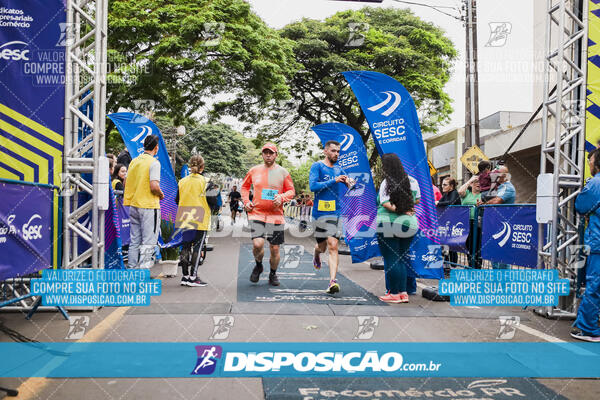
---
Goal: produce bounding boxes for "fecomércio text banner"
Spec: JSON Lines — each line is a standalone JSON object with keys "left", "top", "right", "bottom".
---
{"left": 1, "top": 342, "right": 599, "bottom": 378}
{"left": 436, "top": 206, "right": 471, "bottom": 252}
{"left": 107, "top": 112, "right": 177, "bottom": 222}
{"left": 480, "top": 205, "right": 538, "bottom": 268}
{"left": 0, "top": 181, "right": 53, "bottom": 280}
{"left": 311, "top": 123, "right": 380, "bottom": 263}
{"left": 342, "top": 70, "right": 442, "bottom": 278}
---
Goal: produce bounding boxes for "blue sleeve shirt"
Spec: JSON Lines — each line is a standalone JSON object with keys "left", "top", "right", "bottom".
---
{"left": 497, "top": 181, "right": 516, "bottom": 204}
{"left": 576, "top": 173, "right": 600, "bottom": 252}
{"left": 309, "top": 161, "right": 345, "bottom": 220}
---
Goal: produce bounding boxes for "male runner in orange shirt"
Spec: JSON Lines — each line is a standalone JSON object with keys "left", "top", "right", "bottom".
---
{"left": 241, "top": 143, "right": 295, "bottom": 286}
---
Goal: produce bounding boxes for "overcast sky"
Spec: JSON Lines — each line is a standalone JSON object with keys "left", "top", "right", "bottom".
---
{"left": 246, "top": 0, "right": 539, "bottom": 134}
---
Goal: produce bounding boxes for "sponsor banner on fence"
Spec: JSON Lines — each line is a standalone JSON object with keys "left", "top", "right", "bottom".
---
{"left": 116, "top": 197, "right": 130, "bottom": 245}
{"left": 107, "top": 112, "right": 177, "bottom": 222}
{"left": 104, "top": 186, "right": 125, "bottom": 269}
{"left": 480, "top": 205, "right": 538, "bottom": 268}
{"left": 0, "top": 0, "right": 66, "bottom": 268}
{"left": 311, "top": 123, "right": 380, "bottom": 263}
{"left": 343, "top": 70, "right": 442, "bottom": 278}
{"left": 1, "top": 342, "right": 599, "bottom": 378}
{"left": 0, "top": 181, "right": 53, "bottom": 280}
{"left": 436, "top": 206, "right": 471, "bottom": 252}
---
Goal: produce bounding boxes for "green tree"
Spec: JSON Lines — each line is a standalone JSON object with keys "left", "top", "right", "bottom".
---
{"left": 221, "top": 7, "right": 457, "bottom": 163}
{"left": 176, "top": 122, "right": 255, "bottom": 178}
{"left": 107, "top": 0, "right": 298, "bottom": 123}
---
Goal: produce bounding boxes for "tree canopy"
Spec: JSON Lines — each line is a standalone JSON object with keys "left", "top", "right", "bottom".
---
{"left": 175, "top": 122, "right": 259, "bottom": 178}
{"left": 107, "top": 0, "right": 298, "bottom": 123}
{"left": 217, "top": 7, "right": 457, "bottom": 156}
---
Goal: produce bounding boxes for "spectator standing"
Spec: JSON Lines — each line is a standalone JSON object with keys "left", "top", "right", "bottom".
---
{"left": 437, "top": 177, "right": 461, "bottom": 206}
{"left": 437, "top": 177, "right": 461, "bottom": 269}
{"left": 477, "top": 161, "right": 492, "bottom": 199}
{"left": 458, "top": 175, "right": 482, "bottom": 268}
{"left": 480, "top": 166, "right": 515, "bottom": 205}
{"left": 376, "top": 154, "right": 419, "bottom": 304}
{"left": 175, "top": 155, "right": 211, "bottom": 287}
{"left": 123, "top": 135, "right": 164, "bottom": 269}
{"left": 433, "top": 183, "right": 442, "bottom": 204}
{"left": 572, "top": 148, "right": 600, "bottom": 342}
{"left": 117, "top": 148, "right": 132, "bottom": 168}
{"left": 480, "top": 166, "right": 516, "bottom": 270}
{"left": 112, "top": 163, "right": 127, "bottom": 192}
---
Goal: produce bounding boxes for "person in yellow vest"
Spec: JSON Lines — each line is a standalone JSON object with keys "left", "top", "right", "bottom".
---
{"left": 175, "top": 155, "right": 211, "bottom": 287}
{"left": 111, "top": 163, "right": 127, "bottom": 193}
{"left": 123, "top": 135, "right": 164, "bottom": 268}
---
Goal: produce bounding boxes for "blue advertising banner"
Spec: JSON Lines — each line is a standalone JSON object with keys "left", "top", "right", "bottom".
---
{"left": 0, "top": 0, "right": 66, "bottom": 268}
{"left": 0, "top": 181, "right": 53, "bottom": 280}
{"left": 104, "top": 186, "right": 125, "bottom": 270}
{"left": 107, "top": 113, "right": 177, "bottom": 222}
{"left": 116, "top": 197, "right": 131, "bottom": 245}
{"left": 311, "top": 123, "right": 380, "bottom": 263}
{"left": 1, "top": 342, "right": 600, "bottom": 378}
{"left": 436, "top": 206, "right": 471, "bottom": 252}
{"left": 480, "top": 205, "right": 538, "bottom": 268}
{"left": 343, "top": 71, "right": 443, "bottom": 278}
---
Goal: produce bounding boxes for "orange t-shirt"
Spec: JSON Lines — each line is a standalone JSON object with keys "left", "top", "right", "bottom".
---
{"left": 241, "top": 164, "right": 295, "bottom": 224}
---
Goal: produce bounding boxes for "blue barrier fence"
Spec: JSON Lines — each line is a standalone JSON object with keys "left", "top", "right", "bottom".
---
{"left": 437, "top": 204, "right": 540, "bottom": 270}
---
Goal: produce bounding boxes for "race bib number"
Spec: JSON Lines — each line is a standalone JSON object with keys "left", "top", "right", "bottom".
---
{"left": 261, "top": 188, "right": 278, "bottom": 201}
{"left": 318, "top": 200, "right": 336, "bottom": 212}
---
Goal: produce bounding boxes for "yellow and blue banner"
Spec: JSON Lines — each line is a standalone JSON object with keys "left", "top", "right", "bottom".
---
{"left": 0, "top": 0, "right": 66, "bottom": 270}
{"left": 587, "top": 0, "right": 600, "bottom": 161}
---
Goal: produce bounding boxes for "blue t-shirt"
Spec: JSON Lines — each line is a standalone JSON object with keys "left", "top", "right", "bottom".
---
{"left": 576, "top": 173, "right": 600, "bottom": 252}
{"left": 309, "top": 161, "right": 345, "bottom": 220}
{"left": 496, "top": 181, "right": 516, "bottom": 204}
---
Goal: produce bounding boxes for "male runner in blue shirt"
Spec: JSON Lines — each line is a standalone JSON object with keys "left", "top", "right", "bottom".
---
{"left": 309, "top": 140, "right": 354, "bottom": 294}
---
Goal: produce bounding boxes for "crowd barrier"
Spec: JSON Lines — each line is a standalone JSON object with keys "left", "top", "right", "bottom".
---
{"left": 284, "top": 204, "right": 313, "bottom": 230}
{"left": 283, "top": 202, "right": 542, "bottom": 272}
{"left": 436, "top": 204, "right": 540, "bottom": 271}
{"left": 0, "top": 178, "right": 62, "bottom": 313}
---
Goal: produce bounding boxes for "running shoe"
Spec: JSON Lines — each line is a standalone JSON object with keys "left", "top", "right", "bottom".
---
{"left": 180, "top": 277, "right": 190, "bottom": 286}
{"left": 250, "top": 262, "right": 263, "bottom": 283}
{"left": 571, "top": 329, "right": 600, "bottom": 342}
{"left": 188, "top": 277, "right": 207, "bottom": 287}
{"left": 326, "top": 279, "right": 340, "bottom": 294}
{"left": 313, "top": 253, "right": 322, "bottom": 270}
{"left": 269, "top": 271, "right": 280, "bottom": 286}
{"left": 379, "top": 293, "right": 402, "bottom": 303}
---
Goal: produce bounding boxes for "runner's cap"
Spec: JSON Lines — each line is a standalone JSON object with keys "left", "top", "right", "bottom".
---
{"left": 262, "top": 143, "right": 278, "bottom": 153}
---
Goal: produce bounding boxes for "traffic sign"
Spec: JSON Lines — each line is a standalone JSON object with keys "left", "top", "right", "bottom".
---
{"left": 460, "top": 145, "right": 489, "bottom": 174}
{"left": 428, "top": 159, "right": 437, "bottom": 176}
